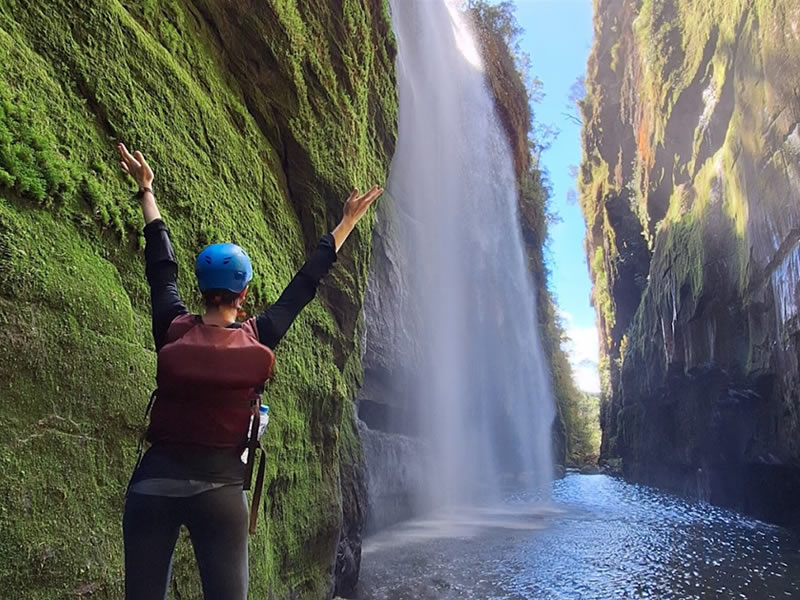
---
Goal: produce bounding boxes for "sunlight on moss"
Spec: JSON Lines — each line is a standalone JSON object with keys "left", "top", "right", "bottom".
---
{"left": 0, "top": 1, "right": 396, "bottom": 597}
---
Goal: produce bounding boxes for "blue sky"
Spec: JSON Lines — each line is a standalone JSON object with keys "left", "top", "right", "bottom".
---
{"left": 512, "top": 0, "right": 599, "bottom": 392}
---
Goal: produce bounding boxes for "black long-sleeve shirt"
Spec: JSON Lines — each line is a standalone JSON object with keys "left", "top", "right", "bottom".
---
{"left": 143, "top": 219, "right": 337, "bottom": 351}
{"left": 131, "top": 219, "right": 337, "bottom": 488}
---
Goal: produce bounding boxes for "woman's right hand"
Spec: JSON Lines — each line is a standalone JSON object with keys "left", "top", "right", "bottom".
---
{"left": 118, "top": 143, "right": 160, "bottom": 224}
{"left": 118, "top": 143, "right": 154, "bottom": 191}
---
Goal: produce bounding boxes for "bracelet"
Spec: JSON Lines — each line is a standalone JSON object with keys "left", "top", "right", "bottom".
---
{"left": 135, "top": 186, "right": 153, "bottom": 200}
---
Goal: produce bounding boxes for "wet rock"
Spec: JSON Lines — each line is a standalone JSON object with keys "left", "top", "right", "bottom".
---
{"left": 335, "top": 421, "right": 368, "bottom": 598}
{"left": 358, "top": 419, "right": 428, "bottom": 532}
{"left": 600, "top": 459, "right": 623, "bottom": 476}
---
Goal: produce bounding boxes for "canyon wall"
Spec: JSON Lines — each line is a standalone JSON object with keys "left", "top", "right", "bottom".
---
{"left": 582, "top": 0, "right": 800, "bottom": 525}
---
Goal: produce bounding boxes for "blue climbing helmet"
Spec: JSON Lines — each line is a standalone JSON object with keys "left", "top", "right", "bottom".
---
{"left": 195, "top": 243, "right": 253, "bottom": 293}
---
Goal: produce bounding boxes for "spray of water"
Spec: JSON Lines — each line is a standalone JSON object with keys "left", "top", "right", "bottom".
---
{"left": 372, "top": 0, "right": 555, "bottom": 511}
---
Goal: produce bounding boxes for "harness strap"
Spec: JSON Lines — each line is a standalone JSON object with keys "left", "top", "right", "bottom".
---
{"left": 248, "top": 448, "right": 267, "bottom": 535}
{"left": 243, "top": 389, "right": 269, "bottom": 534}
{"left": 134, "top": 389, "right": 158, "bottom": 472}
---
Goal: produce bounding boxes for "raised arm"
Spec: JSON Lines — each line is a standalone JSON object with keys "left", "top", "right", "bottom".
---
{"left": 256, "top": 186, "right": 383, "bottom": 348}
{"left": 118, "top": 143, "right": 187, "bottom": 349}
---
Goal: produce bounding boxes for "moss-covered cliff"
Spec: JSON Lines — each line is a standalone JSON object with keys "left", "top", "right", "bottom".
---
{"left": 0, "top": 1, "right": 395, "bottom": 597}
{"left": 582, "top": 0, "right": 800, "bottom": 523}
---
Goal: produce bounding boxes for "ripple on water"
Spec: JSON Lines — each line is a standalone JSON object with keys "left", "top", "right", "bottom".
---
{"left": 356, "top": 474, "right": 800, "bottom": 600}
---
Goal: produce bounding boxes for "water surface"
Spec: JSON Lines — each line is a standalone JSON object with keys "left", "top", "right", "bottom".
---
{"left": 356, "top": 474, "right": 800, "bottom": 599}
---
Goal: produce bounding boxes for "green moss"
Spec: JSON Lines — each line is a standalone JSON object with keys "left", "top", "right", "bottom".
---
{"left": 590, "top": 246, "right": 615, "bottom": 343}
{"left": 634, "top": 0, "right": 748, "bottom": 146}
{"left": 0, "top": 1, "right": 396, "bottom": 598}
{"left": 609, "top": 39, "right": 621, "bottom": 73}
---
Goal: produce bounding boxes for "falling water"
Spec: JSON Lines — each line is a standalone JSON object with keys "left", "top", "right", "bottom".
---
{"left": 363, "top": 0, "right": 555, "bottom": 516}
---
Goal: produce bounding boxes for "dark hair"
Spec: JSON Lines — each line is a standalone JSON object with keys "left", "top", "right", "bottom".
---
{"left": 202, "top": 288, "right": 241, "bottom": 308}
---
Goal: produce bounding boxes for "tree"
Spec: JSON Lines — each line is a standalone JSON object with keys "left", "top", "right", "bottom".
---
{"left": 465, "top": 1, "right": 522, "bottom": 51}
{"left": 563, "top": 75, "right": 586, "bottom": 126}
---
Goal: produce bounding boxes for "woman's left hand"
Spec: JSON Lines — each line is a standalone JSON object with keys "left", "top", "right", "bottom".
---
{"left": 342, "top": 185, "right": 383, "bottom": 226}
{"left": 332, "top": 185, "right": 384, "bottom": 251}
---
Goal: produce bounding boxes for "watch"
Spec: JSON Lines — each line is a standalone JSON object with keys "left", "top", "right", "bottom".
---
{"left": 136, "top": 186, "right": 153, "bottom": 200}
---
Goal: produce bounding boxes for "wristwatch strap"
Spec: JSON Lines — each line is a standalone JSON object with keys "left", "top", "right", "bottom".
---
{"left": 135, "top": 186, "right": 153, "bottom": 200}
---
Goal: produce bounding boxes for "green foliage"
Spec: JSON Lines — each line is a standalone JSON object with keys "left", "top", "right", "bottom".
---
{"left": 566, "top": 393, "right": 602, "bottom": 464}
{"left": 466, "top": 0, "right": 522, "bottom": 51}
{"left": 536, "top": 291, "right": 602, "bottom": 467}
{"left": 0, "top": 1, "right": 396, "bottom": 598}
{"left": 590, "top": 246, "right": 615, "bottom": 341}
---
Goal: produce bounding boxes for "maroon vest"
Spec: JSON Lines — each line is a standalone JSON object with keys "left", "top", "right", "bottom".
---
{"left": 147, "top": 314, "right": 275, "bottom": 448}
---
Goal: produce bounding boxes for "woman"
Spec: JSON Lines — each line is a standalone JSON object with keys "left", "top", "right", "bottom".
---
{"left": 118, "top": 143, "right": 382, "bottom": 599}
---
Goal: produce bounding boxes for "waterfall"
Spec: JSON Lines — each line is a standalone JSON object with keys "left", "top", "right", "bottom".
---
{"left": 360, "top": 0, "right": 555, "bottom": 523}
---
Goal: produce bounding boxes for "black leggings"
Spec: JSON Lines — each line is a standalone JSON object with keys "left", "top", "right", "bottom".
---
{"left": 123, "top": 486, "right": 249, "bottom": 600}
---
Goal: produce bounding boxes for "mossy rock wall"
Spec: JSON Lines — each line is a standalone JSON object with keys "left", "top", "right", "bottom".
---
{"left": 581, "top": 0, "right": 800, "bottom": 524}
{"left": 0, "top": 1, "right": 396, "bottom": 598}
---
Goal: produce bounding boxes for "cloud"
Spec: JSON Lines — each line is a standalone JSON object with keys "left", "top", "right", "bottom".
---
{"left": 572, "top": 362, "right": 601, "bottom": 395}
{"left": 559, "top": 320, "right": 601, "bottom": 394}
